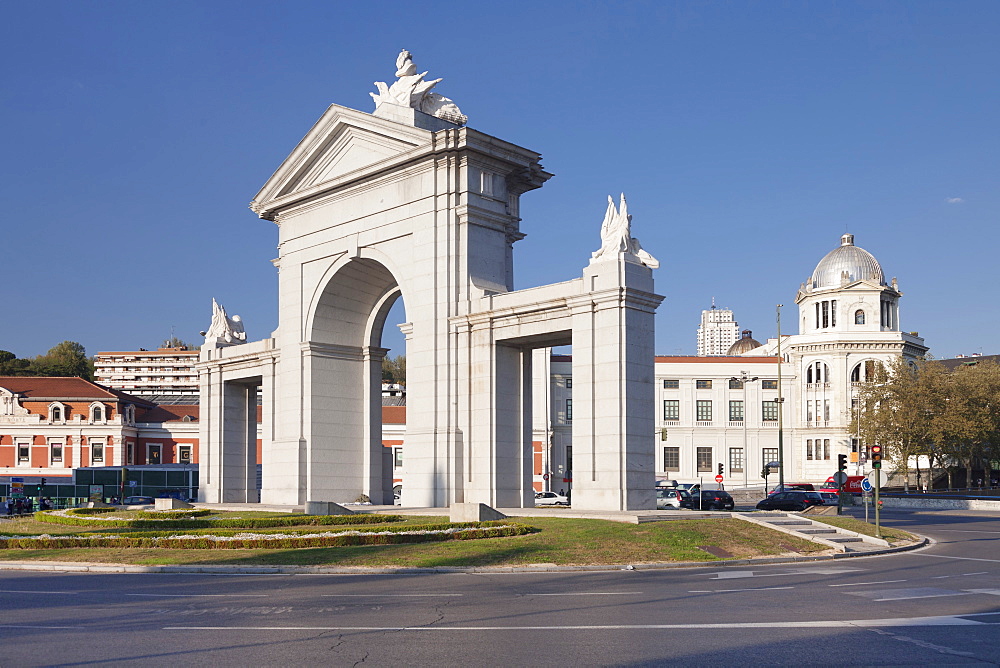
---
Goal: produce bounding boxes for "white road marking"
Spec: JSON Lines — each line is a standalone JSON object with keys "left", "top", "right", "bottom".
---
{"left": 710, "top": 567, "right": 859, "bottom": 580}
{"left": 0, "top": 590, "right": 77, "bottom": 595}
{"left": 935, "top": 529, "right": 1000, "bottom": 534}
{"left": 161, "top": 614, "right": 990, "bottom": 631}
{"left": 0, "top": 624, "right": 77, "bottom": 629}
{"left": 126, "top": 594, "right": 269, "bottom": 598}
{"left": 526, "top": 592, "right": 642, "bottom": 596}
{"left": 922, "top": 554, "right": 1000, "bottom": 564}
{"left": 689, "top": 586, "right": 795, "bottom": 593}
{"left": 829, "top": 580, "right": 906, "bottom": 587}
{"left": 964, "top": 589, "right": 1000, "bottom": 596}
{"left": 867, "top": 627, "right": 975, "bottom": 658}
{"left": 320, "top": 594, "right": 463, "bottom": 597}
{"left": 847, "top": 587, "right": 974, "bottom": 602}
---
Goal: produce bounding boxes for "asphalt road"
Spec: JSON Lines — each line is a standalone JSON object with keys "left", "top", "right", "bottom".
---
{"left": 1, "top": 509, "right": 999, "bottom": 666}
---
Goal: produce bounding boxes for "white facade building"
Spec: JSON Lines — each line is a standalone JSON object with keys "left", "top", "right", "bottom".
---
{"left": 94, "top": 348, "right": 200, "bottom": 398}
{"left": 696, "top": 305, "right": 740, "bottom": 356}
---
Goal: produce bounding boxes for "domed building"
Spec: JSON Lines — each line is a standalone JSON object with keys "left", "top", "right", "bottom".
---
{"left": 726, "top": 330, "right": 761, "bottom": 355}
{"left": 742, "top": 233, "right": 927, "bottom": 481}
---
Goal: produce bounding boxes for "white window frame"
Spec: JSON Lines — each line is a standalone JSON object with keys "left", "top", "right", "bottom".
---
{"left": 49, "top": 439, "right": 64, "bottom": 465}
{"left": 147, "top": 443, "right": 162, "bottom": 465}
{"left": 90, "top": 401, "right": 106, "bottom": 423}
{"left": 16, "top": 439, "right": 31, "bottom": 467}
{"left": 91, "top": 440, "right": 106, "bottom": 464}
{"left": 177, "top": 444, "right": 192, "bottom": 464}
{"left": 49, "top": 402, "right": 67, "bottom": 424}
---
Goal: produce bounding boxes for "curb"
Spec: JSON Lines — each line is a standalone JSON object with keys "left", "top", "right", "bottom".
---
{"left": 0, "top": 536, "right": 929, "bottom": 575}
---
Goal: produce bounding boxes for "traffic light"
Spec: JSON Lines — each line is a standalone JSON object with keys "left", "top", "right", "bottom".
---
{"left": 718, "top": 463, "right": 724, "bottom": 475}
{"left": 871, "top": 445, "right": 882, "bottom": 469}
{"left": 40, "top": 477, "right": 46, "bottom": 486}
{"left": 837, "top": 454, "right": 847, "bottom": 472}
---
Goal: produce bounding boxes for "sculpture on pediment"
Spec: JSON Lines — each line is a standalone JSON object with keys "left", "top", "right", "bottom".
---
{"left": 371, "top": 50, "right": 468, "bottom": 126}
{"left": 590, "top": 194, "right": 659, "bottom": 269}
{"left": 0, "top": 387, "right": 29, "bottom": 417}
{"left": 200, "top": 298, "right": 247, "bottom": 345}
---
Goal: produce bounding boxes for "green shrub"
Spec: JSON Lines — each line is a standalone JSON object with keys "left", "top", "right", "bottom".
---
{"left": 33, "top": 511, "right": 405, "bottom": 530}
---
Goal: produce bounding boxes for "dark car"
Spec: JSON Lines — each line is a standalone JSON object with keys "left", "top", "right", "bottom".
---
{"left": 683, "top": 489, "right": 735, "bottom": 511}
{"left": 756, "top": 491, "right": 824, "bottom": 512}
{"left": 121, "top": 496, "right": 155, "bottom": 506}
{"left": 818, "top": 492, "right": 839, "bottom": 504}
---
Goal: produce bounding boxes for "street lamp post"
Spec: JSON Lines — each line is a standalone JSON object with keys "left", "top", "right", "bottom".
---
{"left": 731, "top": 371, "right": 758, "bottom": 489}
{"left": 776, "top": 304, "right": 785, "bottom": 491}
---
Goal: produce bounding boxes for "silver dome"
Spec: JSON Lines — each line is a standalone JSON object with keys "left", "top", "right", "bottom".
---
{"left": 809, "top": 233, "right": 885, "bottom": 289}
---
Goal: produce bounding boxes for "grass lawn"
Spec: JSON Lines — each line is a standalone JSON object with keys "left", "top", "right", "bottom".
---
{"left": 0, "top": 515, "right": 829, "bottom": 567}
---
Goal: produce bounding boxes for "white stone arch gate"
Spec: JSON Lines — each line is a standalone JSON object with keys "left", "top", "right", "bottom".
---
{"left": 199, "top": 54, "right": 664, "bottom": 510}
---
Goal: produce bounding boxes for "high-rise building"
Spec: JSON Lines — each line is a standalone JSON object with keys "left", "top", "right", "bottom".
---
{"left": 93, "top": 347, "right": 200, "bottom": 399}
{"left": 696, "top": 303, "right": 740, "bottom": 356}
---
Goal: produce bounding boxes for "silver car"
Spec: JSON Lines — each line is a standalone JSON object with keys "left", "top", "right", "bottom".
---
{"left": 534, "top": 491, "right": 570, "bottom": 506}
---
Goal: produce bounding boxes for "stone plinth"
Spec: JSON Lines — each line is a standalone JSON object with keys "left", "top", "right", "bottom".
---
{"left": 155, "top": 498, "right": 194, "bottom": 510}
{"left": 449, "top": 503, "right": 507, "bottom": 522}
{"left": 305, "top": 501, "right": 354, "bottom": 516}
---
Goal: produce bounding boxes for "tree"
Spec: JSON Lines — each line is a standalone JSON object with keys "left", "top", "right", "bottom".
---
{"left": 161, "top": 336, "right": 195, "bottom": 350}
{"left": 381, "top": 354, "right": 406, "bottom": 385}
{"left": 32, "top": 341, "right": 94, "bottom": 380}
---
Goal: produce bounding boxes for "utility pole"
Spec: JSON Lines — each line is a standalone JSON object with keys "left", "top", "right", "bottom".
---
{"left": 776, "top": 304, "right": 785, "bottom": 491}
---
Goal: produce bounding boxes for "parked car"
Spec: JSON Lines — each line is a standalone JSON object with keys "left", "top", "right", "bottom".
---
{"left": 683, "top": 489, "right": 735, "bottom": 511}
{"left": 755, "top": 490, "right": 825, "bottom": 511}
{"left": 656, "top": 488, "right": 691, "bottom": 509}
{"left": 534, "top": 491, "right": 569, "bottom": 506}
{"left": 767, "top": 483, "right": 815, "bottom": 495}
{"left": 818, "top": 492, "right": 839, "bottom": 504}
{"left": 121, "top": 496, "right": 154, "bottom": 506}
{"left": 675, "top": 483, "right": 701, "bottom": 494}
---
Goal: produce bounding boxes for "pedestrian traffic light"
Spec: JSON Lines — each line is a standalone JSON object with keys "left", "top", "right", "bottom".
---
{"left": 718, "top": 463, "right": 724, "bottom": 475}
{"left": 40, "top": 477, "right": 46, "bottom": 486}
{"left": 871, "top": 444, "right": 882, "bottom": 469}
{"left": 837, "top": 454, "right": 847, "bottom": 472}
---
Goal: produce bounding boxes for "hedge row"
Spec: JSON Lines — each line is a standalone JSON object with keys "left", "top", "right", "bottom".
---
{"left": 64, "top": 508, "right": 212, "bottom": 520}
{"left": 0, "top": 524, "right": 536, "bottom": 550}
{"left": 32, "top": 511, "right": 404, "bottom": 530}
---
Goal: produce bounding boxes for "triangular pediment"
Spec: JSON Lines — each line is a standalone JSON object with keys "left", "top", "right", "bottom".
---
{"left": 252, "top": 104, "right": 432, "bottom": 220}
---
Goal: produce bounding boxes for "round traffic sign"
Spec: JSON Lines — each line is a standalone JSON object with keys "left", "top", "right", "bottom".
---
{"left": 860, "top": 477, "right": 873, "bottom": 492}
{"left": 542, "top": 473, "right": 549, "bottom": 481}
{"left": 715, "top": 474, "right": 724, "bottom": 483}
{"left": 832, "top": 471, "right": 848, "bottom": 485}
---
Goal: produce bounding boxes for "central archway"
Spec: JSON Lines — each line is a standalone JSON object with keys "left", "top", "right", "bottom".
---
{"left": 303, "top": 255, "right": 407, "bottom": 505}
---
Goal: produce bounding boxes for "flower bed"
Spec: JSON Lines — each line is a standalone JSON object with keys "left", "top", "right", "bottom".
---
{"left": 0, "top": 522, "right": 536, "bottom": 549}
{"left": 32, "top": 510, "right": 405, "bottom": 530}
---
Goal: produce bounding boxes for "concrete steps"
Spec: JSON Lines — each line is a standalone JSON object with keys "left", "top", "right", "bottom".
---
{"left": 735, "top": 512, "right": 890, "bottom": 553}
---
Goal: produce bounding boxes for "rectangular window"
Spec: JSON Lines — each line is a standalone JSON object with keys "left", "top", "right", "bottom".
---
{"left": 565, "top": 378, "right": 572, "bottom": 389}
{"left": 127, "top": 441, "right": 135, "bottom": 465}
{"left": 761, "top": 379, "right": 778, "bottom": 390}
{"left": 696, "top": 400, "right": 713, "bottom": 422}
{"left": 807, "top": 401, "right": 813, "bottom": 422}
{"left": 147, "top": 444, "right": 161, "bottom": 465}
{"left": 696, "top": 447, "right": 713, "bottom": 472}
{"left": 729, "top": 400, "right": 744, "bottom": 421}
{"left": 831, "top": 300, "right": 837, "bottom": 327}
{"left": 729, "top": 447, "right": 744, "bottom": 473}
{"left": 762, "top": 447, "right": 779, "bottom": 468}
{"left": 17, "top": 441, "right": 30, "bottom": 462}
{"left": 565, "top": 445, "right": 573, "bottom": 475}
{"left": 50, "top": 442, "right": 63, "bottom": 463}
{"left": 823, "top": 439, "right": 831, "bottom": 460}
{"left": 806, "top": 439, "right": 813, "bottom": 460}
{"left": 815, "top": 302, "right": 820, "bottom": 329}
{"left": 824, "top": 399, "right": 830, "bottom": 422}
{"left": 663, "top": 447, "right": 680, "bottom": 472}
{"left": 663, "top": 399, "right": 680, "bottom": 421}
{"left": 178, "top": 445, "right": 192, "bottom": 464}
{"left": 662, "top": 379, "right": 679, "bottom": 389}
{"left": 761, "top": 400, "right": 779, "bottom": 422}
{"left": 822, "top": 300, "right": 829, "bottom": 328}
{"left": 91, "top": 441, "right": 105, "bottom": 463}
{"left": 566, "top": 399, "right": 573, "bottom": 422}
{"left": 393, "top": 447, "right": 403, "bottom": 468}
{"left": 695, "top": 379, "right": 712, "bottom": 389}
{"left": 728, "top": 378, "right": 743, "bottom": 389}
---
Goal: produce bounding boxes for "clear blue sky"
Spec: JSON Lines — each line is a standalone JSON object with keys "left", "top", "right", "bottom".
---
{"left": 3, "top": 1, "right": 997, "bottom": 361}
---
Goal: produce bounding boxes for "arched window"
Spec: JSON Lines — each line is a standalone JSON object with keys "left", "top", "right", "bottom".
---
{"left": 49, "top": 402, "right": 66, "bottom": 423}
{"left": 855, "top": 309, "right": 865, "bottom": 325}
{"left": 851, "top": 360, "right": 880, "bottom": 383}
{"left": 91, "top": 403, "right": 105, "bottom": 423}
{"left": 806, "top": 361, "right": 829, "bottom": 384}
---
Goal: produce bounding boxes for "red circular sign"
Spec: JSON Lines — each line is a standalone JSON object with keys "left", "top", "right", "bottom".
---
{"left": 542, "top": 473, "right": 549, "bottom": 480}
{"left": 715, "top": 474, "right": 724, "bottom": 483}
